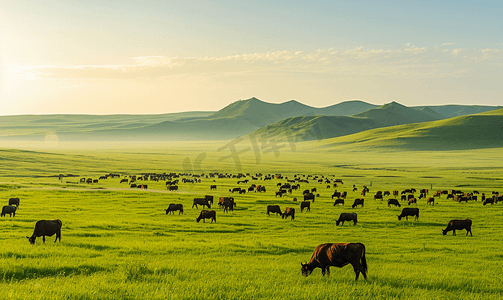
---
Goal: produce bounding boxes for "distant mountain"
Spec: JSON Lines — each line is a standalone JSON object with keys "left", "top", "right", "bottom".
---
{"left": 413, "top": 105, "right": 502, "bottom": 118}
{"left": 354, "top": 101, "right": 445, "bottom": 127}
{"left": 313, "top": 108, "right": 503, "bottom": 151}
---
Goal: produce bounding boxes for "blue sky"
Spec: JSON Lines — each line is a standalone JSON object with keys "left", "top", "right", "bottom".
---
{"left": 1, "top": 0, "right": 502, "bottom": 114}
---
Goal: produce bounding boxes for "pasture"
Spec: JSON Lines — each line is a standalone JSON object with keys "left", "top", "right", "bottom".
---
{"left": 1, "top": 141, "right": 502, "bottom": 299}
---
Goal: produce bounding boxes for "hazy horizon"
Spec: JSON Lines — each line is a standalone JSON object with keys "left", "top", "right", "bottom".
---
{"left": 1, "top": 1, "right": 502, "bottom": 115}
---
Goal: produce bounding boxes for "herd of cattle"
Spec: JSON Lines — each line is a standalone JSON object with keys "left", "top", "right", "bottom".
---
{"left": 2, "top": 171, "right": 496, "bottom": 278}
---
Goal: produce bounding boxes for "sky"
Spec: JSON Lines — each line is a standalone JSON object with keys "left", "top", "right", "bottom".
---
{"left": 1, "top": 0, "right": 502, "bottom": 115}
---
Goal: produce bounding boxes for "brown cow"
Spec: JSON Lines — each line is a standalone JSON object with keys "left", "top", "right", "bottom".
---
{"left": 442, "top": 219, "right": 472, "bottom": 236}
{"left": 282, "top": 207, "right": 295, "bottom": 220}
{"left": 196, "top": 210, "right": 216, "bottom": 223}
{"left": 426, "top": 197, "right": 435, "bottom": 205}
{"left": 301, "top": 243, "right": 367, "bottom": 280}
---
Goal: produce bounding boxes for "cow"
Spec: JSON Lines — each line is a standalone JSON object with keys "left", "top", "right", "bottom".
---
{"left": 397, "top": 207, "right": 419, "bottom": 221}
{"left": 221, "top": 198, "right": 236, "bottom": 213}
{"left": 27, "top": 219, "right": 62, "bottom": 245}
{"left": 300, "top": 201, "right": 311, "bottom": 212}
{"left": 483, "top": 198, "right": 495, "bottom": 206}
{"left": 336, "top": 213, "right": 357, "bottom": 226}
{"left": 282, "top": 207, "right": 295, "bottom": 220}
{"left": 374, "top": 194, "right": 383, "bottom": 201}
{"left": 167, "top": 185, "right": 179, "bottom": 191}
{"left": 267, "top": 205, "right": 282, "bottom": 216}
{"left": 408, "top": 198, "right": 417, "bottom": 205}
{"left": 351, "top": 198, "right": 364, "bottom": 209}
{"left": 1, "top": 205, "right": 17, "bottom": 217}
{"left": 333, "top": 199, "right": 344, "bottom": 206}
{"left": 8, "top": 198, "right": 20, "bottom": 206}
{"left": 387, "top": 199, "right": 401, "bottom": 207}
{"left": 442, "top": 219, "right": 472, "bottom": 236}
{"left": 331, "top": 191, "right": 341, "bottom": 199}
{"left": 196, "top": 210, "right": 216, "bottom": 223}
{"left": 426, "top": 197, "right": 435, "bottom": 205}
{"left": 204, "top": 195, "right": 214, "bottom": 205}
{"left": 210, "top": 185, "right": 217, "bottom": 190}
{"left": 165, "top": 204, "right": 184, "bottom": 215}
{"left": 230, "top": 187, "right": 242, "bottom": 193}
{"left": 192, "top": 198, "right": 211, "bottom": 209}
{"left": 304, "top": 193, "right": 315, "bottom": 202}
{"left": 301, "top": 243, "right": 367, "bottom": 280}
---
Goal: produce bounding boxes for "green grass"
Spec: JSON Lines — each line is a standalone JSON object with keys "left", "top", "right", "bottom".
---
{"left": 1, "top": 141, "right": 502, "bottom": 299}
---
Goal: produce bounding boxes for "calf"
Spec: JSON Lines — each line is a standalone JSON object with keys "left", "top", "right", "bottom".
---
{"left": 300, "top": 201, "right": 311, "bottom": 212}
{"left": 442, "top": 219, "right": 472, "bottom": 236}
{"left": 282, "top": 207, "right": 295, "bottom": 220}
{"left": 387, "top": 199, "right": 401, "bottom": 207}
{"left": 397, "top": 207, "right": 419, "bottom": 221}
{"left": 336, "top": 213, "right": 357, "bottom": 226}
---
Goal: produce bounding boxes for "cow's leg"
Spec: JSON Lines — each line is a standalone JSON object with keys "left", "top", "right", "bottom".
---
{"left": 43, "top": 235, "right": 46, "bottom": 243}
{"left": 352, "top": 264, "right": 360, "bottom": 280}
{"left": 453, "top": 230, "right": 456, "bottom": 236}
{"left": 321, "top": 266, "right": 326, "bottom": 276}
{"left": 326, "top": 267, "right": 330, "bottom": 276}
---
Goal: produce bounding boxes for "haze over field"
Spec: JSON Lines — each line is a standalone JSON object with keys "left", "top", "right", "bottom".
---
{"left": 1, "top": 1, "right": 502, "bottom": 115}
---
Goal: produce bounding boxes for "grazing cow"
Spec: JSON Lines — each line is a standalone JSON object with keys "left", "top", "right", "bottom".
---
{"left": 1, "top": 205, "right": 17, "bottom": 217}
{"left": 167, "top": 185, "right": 179, "bottom": 191}
{"left": 276, "top": 190, "right": 286, "bottom": 197}
{"left": 282, "top": 207, "right": 295, "bottom": 220}
{"left": 130, "top": 184, "right": 137, "bottom": 188}
{"left": 304, "top": 193, "right": 315, "bottom": 202}
{"left": 397, "top": 208, "right": 419, "bottom": 221}
{"left": 442, "top": 219, "right": 472, "bottom": 236}
{"left": 221, "top": 198, "right": 236, "bottom": 213}
{"left": 374, "top": 194, "right": 383, "bottom": 201}
{"left": 196, "top": 210, "right": 216, "bottom": 223}
{"left": 408, "top": 198, "right": 417, "bottom": 205}
{"left": 302, "top": 189, "right": 310, "bottom": 195}
{"left": 300, "top": 201, "right": 311, "bottom": 212}
{"left": 230, "top": 187, "right": 242, "bottom": 193}
{"left": 393, "top": 190, "right": 399, "bottom": 197}
{"left": 352, "top": 198, "right": 364, "bottom": 209}
{"left": 333, "top": 199, "right": 344, "bottom": 206}
{"left": 27, "top": 219, "right": 62, "bottom": 245}
{"left": 9, "top": 198, "right": 20, "bottom": 206}
{"left": 267, "top": 205, "right": 282, "bottom": 216}
{"left": 331, "top": 191, "right": 341, "bottom": 199}
{"left": 311, "top": 188, "right": 317, "bottom": 193}
{"left": 192, "top": 198, "right": 211, "bottom": 209}
{"left": 483, "top": 198, "right": 495, "bottom": 206}
{"left": 383, "top": 191, "right": 390, "bottom": 196}
{"left": 204, "top": 195, "right": 214, "bottom": 204}
{"left": 165, "top": 204, "right": 184, "bottom": 215}
{"left": 426, "top": 197, "right": 435, "bottom": 205}
{"left": 210, "top": 185, "right": 217, "bottom": 190}
{"left": 400, "top": 195, "right": 407, "bottom": 201}
{"left": 301, "top": 243, "right": 367, "bottom": 280}
{"left": 120, "top": 178, "right": 128, "bottom": 183}
{"left": 387, "top": 199, "right": 401, "bottom": 208}
{"left": 336, "top": 213, "right": 357, "bottom": 226}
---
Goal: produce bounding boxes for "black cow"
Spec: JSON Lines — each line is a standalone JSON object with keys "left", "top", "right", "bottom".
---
{"left": 397, "top": 207, "right": 419, "bottom": 221}
{"left": 336, "top": 213, "right": 357, "bottom": 226}
{"left": 192, "top": 198, "right": 211, "bottom": 209}
{"left": 167, "top": 185, "right": 179, "bottom": 191}
{"left": 204, "top": 195, "right": 214, "bottom": 204}
{"left": 229, "top": 187, "right": 242, "bottom": 193}
{"left": 387, "top": 199, "right": 401, "bottom": 207}
{"left": 267, "top": 205, "right": 282, "bottom": 216}
{"left": 333, "top": 199, "right": 344, "bottom": 206}
{"left": 27, "top": 219, "right": 62, "bottom": 245}
{"left": 301, "top": 243, "right": 367, "bottom": 280}
{"left": 196, "top": 210, "right": 216, "bottom": 223}
{"left": 210, "top": 185, "right": 217, "bottom": 190}
{"left": 300, "top": 201, "right": 311, "bottom": 212}
{"left": 282, "top": 207, "right": 295, "bottom": 220}
{"left": 165, "top": 204, "right": 184, "bottom": 215}
{"left": 304, "top": 193, "right": 315, "bottom": 202}
{"left": 442, "top": 219, "right": 472, "bottom": 236}
{"left": 352, "top": 198, "right": 364, "bottom": 209}
{"left": 1, "top": 205, "right": 17, "bottom": 217}
{"left": 8, "top": 198, "right": 20, "bottom": 206}
{"left": 483, "top": 198, "right": 495, "bottom": 206}
{"left": 332, "top": 191, "right": 341, "bottom": 199}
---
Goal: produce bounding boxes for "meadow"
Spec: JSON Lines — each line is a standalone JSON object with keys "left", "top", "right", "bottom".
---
{"left": 1, "top": 141, "right": 502, "bottom": 299}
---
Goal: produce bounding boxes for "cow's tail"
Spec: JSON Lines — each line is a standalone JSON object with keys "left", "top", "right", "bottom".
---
{"left": 360, "top": 243, "right": 367, "bottom": 273}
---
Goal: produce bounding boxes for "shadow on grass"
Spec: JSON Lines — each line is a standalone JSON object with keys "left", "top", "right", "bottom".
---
{"left": 65, "top": 242, "right": 119, "bottom": 251}
{"left": 1, "top": 264, "right": 107, "bottom": 282}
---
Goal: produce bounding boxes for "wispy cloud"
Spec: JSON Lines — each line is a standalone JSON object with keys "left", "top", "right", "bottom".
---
{"left": 6, "top": 47, "right": 502, "bottom": 81}
{"left": 442, "top": 43, "right": 456, "bottom": 46}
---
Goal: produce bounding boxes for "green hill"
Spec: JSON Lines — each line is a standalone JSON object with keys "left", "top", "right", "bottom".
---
{"left": 354, "top": 101, "right": 445, "bottom": 126}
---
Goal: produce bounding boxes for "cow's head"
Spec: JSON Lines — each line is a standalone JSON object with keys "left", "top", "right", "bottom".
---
{"left": 27, "top": 236, "right": 36, "bottom": 245}
{"left": 397, "top": 215, "right": 402, "bottom": 221}
{"left": 441, "top": 229, "right": 447, "bottom": 235}
{"left": 336, "top": 220, "right": 340, "bottom": 226}
{"left": 301, "top": 263, "right": 313, "bottom": 277}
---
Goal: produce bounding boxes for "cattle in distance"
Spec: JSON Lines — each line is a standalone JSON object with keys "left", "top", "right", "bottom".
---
{"left": 282, "top": 207, "right": 295, "bottom": 220}
{"left": 192, "top": 198, "right": 211, "bottom": 209}
{"left": 267, "top": 205, "right": 282, "bottom": 216}
{"left": 27, "top": 219, "right": 62, "bottom": 245}
{"left": 333, "top": 199, "right": 344, "bottom": 206}
{"left": 196, "top": 210, "right": 216, "bottom": 223}
{"left": 300, "top": 201, "right": 311, "bottom": 212}
{"left": 387, "top": 199, "right": 401, "bottom": 207}
{"left": 165, "top": 204, "right": 184, "bottom": 215}
{"left": 8, "top": 197, "right": 20, "bottom": 207}
{"left": 301, "top": 243, "right": 367, "bottom": 280}
{"left": 352, "top": 198, "right": 364, "bottom": 209}
{"left": 336, "top": 213, "right": 357, "bottom": 226}
{"left": 442, "top": 219, "right": 472, "bottom": 236}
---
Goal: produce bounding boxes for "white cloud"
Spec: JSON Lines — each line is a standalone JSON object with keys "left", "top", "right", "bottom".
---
{"left": 442, "top": 43, "right": 456, "bottom": 46}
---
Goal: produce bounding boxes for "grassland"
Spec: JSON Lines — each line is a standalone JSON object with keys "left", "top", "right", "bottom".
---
{"left": 1, "top": 141, "right": 502, "bottom": 299}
